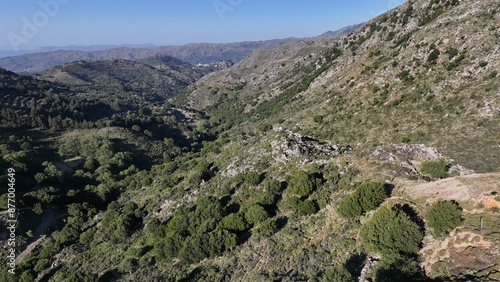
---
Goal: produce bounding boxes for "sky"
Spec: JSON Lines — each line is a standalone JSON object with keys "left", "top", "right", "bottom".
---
{"left": 0, "top": 0, "right": 406, "bottom": 51}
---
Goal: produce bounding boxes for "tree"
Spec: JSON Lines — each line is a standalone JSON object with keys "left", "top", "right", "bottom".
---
{"left": 245, "top": 204, "right": 268, "bottom": 225}
{"left": 360, "top": 205, "right": 423, "bottom": 256}
{"left": 420, "top": 160, "right": 448, "bottom": 179}
{"left": 337, "top": 182, "right": 387, "bottom": 218}
{"left": 219, "top": 213, "right": 248, "bottom": 231}
{"left": 288, "top": 171, "right": 315, "bottom": 197}
{"left": 426, "top": 201, "right": 463, "bottom": 236}
{"left": 298, "top": 200, "right": 318, "bottom": 216}
{"left": 375, "top": 255, "right": 427, "bottom": 282}
{"left": 19, "top": 271, "right": 36, "bottom": 282}
{"left": 321, "top": 264, "right": 354, "bottom": 282}
{"left": 244, "top": 171, "right": 261, "bottom": 186}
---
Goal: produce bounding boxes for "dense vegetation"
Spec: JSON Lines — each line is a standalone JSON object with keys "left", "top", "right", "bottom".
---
{"left": 426, "top": 201, "right": 463, "bottom": 237}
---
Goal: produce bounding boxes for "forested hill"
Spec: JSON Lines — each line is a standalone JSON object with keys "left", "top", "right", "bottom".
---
{"left": 34, "top": 58, "right": 209, "bottom": 100}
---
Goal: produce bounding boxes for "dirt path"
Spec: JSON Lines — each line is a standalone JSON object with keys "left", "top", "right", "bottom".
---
{"left": 397, "top": 172, "right": 500, "bottom": 204}
{"left": 16, "top": 208, "right": 62, "bottom": 264}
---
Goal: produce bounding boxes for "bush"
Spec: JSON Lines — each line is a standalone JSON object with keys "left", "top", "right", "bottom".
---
{"left": 288, "top": 171, "right": 315, "bottom": 197}
{"left": 256, "top": 218, "right": 277, "bottom": 237}
{"left": 420, "top": 160, "right": 448, "bottom": 179}
{"left": 298, "top": 200, "right": 318, "bottom": 216}
{"left": 257, "top": 123, "right": 272, "bottom": 132}
{"left": 427, "top": 48, "right": 440, "bottom": 63}
{"left": 360, "top": 205, "right": 423, "bottom": 256}
{"left": 337, "top": 182, "right": 387, "bottom": 218}
{"left": 245, "top": 204, "right": 268, "bottom": 225}
{"left": 375, "top": 255, "right": 427, "bottom": 282}
{"left": 282, "top": 196, "right": 300, "bottom": 212}
{"left": 313, "top": 115, "right": 324, "bottom": 124}
{"left": 321, "top": 264, "right": 354, "bottom": 282}
{"left": 337, "top": 193, "right": 363, "bottom": 218}
{"left": 244, "top": 171, "right": 261, "bottom": 186}
{"left": 426, "top": 201, "right": 463, "bottom": 236}
{"left": 219, "top": 213, "right": 249, "bottom": 231}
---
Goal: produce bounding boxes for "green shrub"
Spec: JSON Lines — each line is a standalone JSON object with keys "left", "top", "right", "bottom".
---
{"left": 401, "top": 136, "right": 410, "bottom": 143}
{"left": 288, "top": 171, "right": 315, "bottom": 197}
{"left": 360, "top": 205, "right": 423, "bottom": 255}
{"left": 313, "top": 115, "right": 324, "bottom": 124}
{"left": 298, "top": 200, "right": 318, "bottom": 216}
{"left": 337, "top": 182, "right": 387, "bottom": 218}
{"left": 256, "top": 218, "right": 277, "bottom": 237}
{"left": 337, "top": 193, "right": 363, "bottom": 218}
{"left": 19, "top": 270, "right": 36, "bottom": 282}
{"left": 427, "top": 48, "right": 440, "bottom": 63}
{"left": 420, "top": 160, "right": 448, "bottom": 179}
{"left": 245, "top": 204, "right": 268, "bottom": 225}
{"left": 283, "top": 196, "right": 301, "bottom": 212}
{"left": 375, "top": 255, "right": 427, "bottom": 282}
{"left": 426, "top": 201, "right": 463, "bottom": 236}
{"left": 321, "top": 264, "right": 354, "bottom": 282}
{"left": 257, "top": 123, "right": 272, "bottom": 132}
{"left": 244, "top": 171, "right": 261, "bottom": 185}
{"left": 219, "top": 213, "right": 249, "bottom": 231}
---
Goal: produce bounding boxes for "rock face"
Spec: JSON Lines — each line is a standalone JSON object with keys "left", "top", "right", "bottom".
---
{"left": 369, "top": 143, "right": 475, "bottom": 179}
{"left": 358, "top": 257, "right": 379, "bottom": 282}
{"left": 272, "top": 129, "right": 351, "bottom": 164}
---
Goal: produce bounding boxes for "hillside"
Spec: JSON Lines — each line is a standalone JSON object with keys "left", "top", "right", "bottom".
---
{"left": 0, "top": 24, "right": 364, "bottom": 73}
{"left": 179, "top": 0, "right": 500, "bottom": 173}
{"left": 35, "top": 56, "right": 208, "bottom": 100}
{"left": 0, "top": 0, "right": 499, "bottom": 281}
{"left": 0, "top": 39, "right": 295, "bottom": 73}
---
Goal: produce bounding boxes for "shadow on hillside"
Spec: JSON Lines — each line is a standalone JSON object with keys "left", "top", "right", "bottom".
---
{"left": 384, "top": 183, "right": 395, "bottom": 197}
{"left": 397, "top": 203, "right": 426, "bottom": 233}
{"left": 345, "top": 253, "right": 368, "bottom": 278}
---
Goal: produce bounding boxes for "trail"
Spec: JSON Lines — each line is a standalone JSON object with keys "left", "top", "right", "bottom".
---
{"left": 16, "top": 208, "right": 61, "bottom": 264}
{"left": 397, "top": 172, "right": 500, "bottom": 203}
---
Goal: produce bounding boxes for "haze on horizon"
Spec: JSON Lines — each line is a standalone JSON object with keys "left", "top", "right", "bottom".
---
{"left": 1, "top": 0, "right": 406, "bottom": 51}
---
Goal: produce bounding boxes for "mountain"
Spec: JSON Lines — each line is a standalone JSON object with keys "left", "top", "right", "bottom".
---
{"left": 318, "top": 23, "right": 364, "bottom": 37}
{"left": 34, "top": 55, "right": 208, "bottom": 100}
{"left": 180, "top": 0, "right": 499, "bottom": 173}
{"left": 0, "top": 39, "right": 295, "bottom": 73}
{"left": 0, "top": 0, "right": 499, "bottom": 281}
{"left": 0, "top": 23, "right": 363, "bottom": 73}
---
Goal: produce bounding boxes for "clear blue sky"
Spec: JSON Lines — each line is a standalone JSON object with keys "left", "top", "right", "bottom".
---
{"left": 1, "top": 0, "right": 406, "bottom": 50}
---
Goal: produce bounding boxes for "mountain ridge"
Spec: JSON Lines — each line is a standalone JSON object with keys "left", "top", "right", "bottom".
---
{"left": 0, "top": 24, "right": 362, "bottom": 73}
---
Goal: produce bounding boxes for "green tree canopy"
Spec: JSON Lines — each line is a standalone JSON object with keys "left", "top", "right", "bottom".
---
{"left": 321, "top": 264, "right": 354, "bottom": 282}
{"left": 288, "top": 171, "right": 315, "bottom": 197}
{"left": 420, "top": 160, "right": 448, "bottom": 179}
{"left": 337, "top": 182, "right": 387, "bottom": 218}
{"left": 360, "top": 205, "right": 423, "bottom": 256}
{"left": 219, "top": 213, "right": 249, "bottom": 231}
{"left": 375, "top": 255, "right": 427, "bottom": 282}
{"left": 426, "top": 201, "right": 463, "bottom": 236}
{"left": 245, "top": 204, "right": 268, "bottom": 225}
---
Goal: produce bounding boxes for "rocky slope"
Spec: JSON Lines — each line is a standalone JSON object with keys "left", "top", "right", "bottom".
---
{"left": 179, "top": 0, "right": 500, "bottom": 173}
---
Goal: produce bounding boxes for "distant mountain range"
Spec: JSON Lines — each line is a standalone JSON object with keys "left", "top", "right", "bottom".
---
{"left": 0, "top": 25, "right": 361, "bottom": 73}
